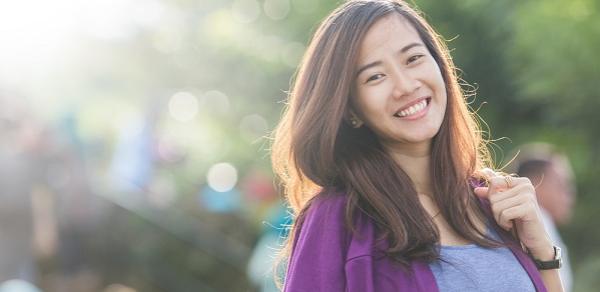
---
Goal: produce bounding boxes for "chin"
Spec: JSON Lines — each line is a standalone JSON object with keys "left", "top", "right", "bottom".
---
{"left": 405, "top": 129, "right": 441, "bottom": 143}
{"left": 394, "top": 134, "right": 437, "bottom": 145}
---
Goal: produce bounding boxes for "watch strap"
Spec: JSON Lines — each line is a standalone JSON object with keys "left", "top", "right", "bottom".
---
{"left": 530, "top": 246, "right": 562, "bottom": 270}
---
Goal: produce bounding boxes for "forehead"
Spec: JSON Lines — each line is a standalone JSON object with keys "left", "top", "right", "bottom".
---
{"left": 357, "top": 14, "right": 422, "bottom": 62}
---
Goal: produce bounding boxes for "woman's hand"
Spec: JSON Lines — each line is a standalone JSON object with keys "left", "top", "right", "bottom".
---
{"left": 473, "top": 169, "right": 555, "bottom": 260}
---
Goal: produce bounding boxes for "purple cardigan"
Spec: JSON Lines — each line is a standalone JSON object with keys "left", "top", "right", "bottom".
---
{"left": 284, "top": 192, "right": 547, "bottom": 292}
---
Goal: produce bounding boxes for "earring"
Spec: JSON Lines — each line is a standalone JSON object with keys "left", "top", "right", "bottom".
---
{"left": 350, "top": 116, "right": 363, "bottom": 128}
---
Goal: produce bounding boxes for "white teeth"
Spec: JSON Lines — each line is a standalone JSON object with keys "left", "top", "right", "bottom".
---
{"left": 396, "top": 100, "right": 427, "bottom": 117}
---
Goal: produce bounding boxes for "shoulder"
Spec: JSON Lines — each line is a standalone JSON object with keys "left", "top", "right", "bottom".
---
{"left": 286, "top": 189, "right": 427, "bottom": 291}
{"left": 301, "top": 190, "right": 348, "bottom": 224}
{"left": 297, "top": 189, "right": 375, "bottom": 241}
{"left": 294, "top": 189, "right": 350, "bottom": 245}
{"left": 295, "top": 189, "right": 380, "bottom": 258}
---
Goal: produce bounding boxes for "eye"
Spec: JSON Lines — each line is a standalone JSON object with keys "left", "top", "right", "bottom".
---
{"left": 366, "top": 73, "right": 385, "bottom": 83}
{"left": 407, "top": 54, "right": 425, "bottom": 64}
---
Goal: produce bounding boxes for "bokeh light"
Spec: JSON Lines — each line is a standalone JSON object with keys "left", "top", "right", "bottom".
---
{"left": 203, "top": 90, "right": 230, "bottom": 114}
{"left": 207, "top": 162, "right": 238, "bottom": 192}
{"left": 168, "top": 91, "right": 199, "bottom": 122}
{"left": 264, "top": 0, "right": 291, "bottom": 20}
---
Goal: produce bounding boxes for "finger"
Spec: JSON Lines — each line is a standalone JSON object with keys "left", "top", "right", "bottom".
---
{"left": 486, "top": 176, "right": 510, "bottom": 197}
{"left": 491, "top": 192, "right": 528, "bottom": 224}
{"left": 475, "top": 168, "right": 498, "bottom": 186}
{"left": 505, "top": 176, "right": 533, "bottom": 188}
{"left": 474, "top": 172, "right": 513, "bottom": 198}
{"left": 488, "top": 183, "right": 532, "bottom": 204}
{"left": 497, "top": 205, "right": 527, "bottom": 230}
{"left": 498, "top": 200, "right": 538, "bottom": 228}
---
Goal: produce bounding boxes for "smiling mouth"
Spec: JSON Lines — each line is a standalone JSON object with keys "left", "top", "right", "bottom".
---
{"left": 393, "top": 97, "right": 431, "bottom": 118}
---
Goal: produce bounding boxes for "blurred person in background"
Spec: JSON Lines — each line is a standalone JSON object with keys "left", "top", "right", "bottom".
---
{"left": 0, "top": 91, "right": 105, "bottom": 291}
{"left": 511, "top": 143, "right": 576, "bottom": 292}
{"left": 0, "top": 92, "right": 40, "bottom": 284}
{"left": 109, "top": 99, "right": 161, "bottom": 198}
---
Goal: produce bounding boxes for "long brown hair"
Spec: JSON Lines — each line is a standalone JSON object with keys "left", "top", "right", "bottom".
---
{"left": 272, "top": 0, "right": 495, "bottom": 266}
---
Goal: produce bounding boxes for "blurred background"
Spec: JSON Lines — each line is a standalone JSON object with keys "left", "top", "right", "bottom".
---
{"left": 0, "top": 0, "right": 598, "bottom": 291}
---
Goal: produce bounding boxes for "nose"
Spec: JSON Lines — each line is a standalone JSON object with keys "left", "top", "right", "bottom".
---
{"left": 390, "top": 68, "right": 420, "bottom": 98}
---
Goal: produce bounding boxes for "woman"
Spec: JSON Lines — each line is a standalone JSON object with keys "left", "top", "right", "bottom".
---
{"left": 271, "top": 0, "right": 563, "bottom": 291}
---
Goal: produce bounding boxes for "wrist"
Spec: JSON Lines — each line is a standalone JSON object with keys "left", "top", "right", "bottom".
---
{"left": 525, "top": 235, "right": 554, "bottom": 260}
{"left": 528, "top": 243, "right": 555, "bottom": 261}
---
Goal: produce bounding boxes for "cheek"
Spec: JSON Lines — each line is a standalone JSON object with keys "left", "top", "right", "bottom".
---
{"left": 440, "top": 86, "right": 448, "bottom": 109}
{"left": 354, "top": 88, "right": 387, "bottom": 117}
{"left": 431, "top": 67, "right": 446, "bottom": 95}
{"left": 417, "top": 62, "right": 447, "bottom": 100}
{"left": 350, "top": 95, "right": 370, "bottom": 121}
{"left": 434, "top": 74, "right": 448, "bottom": 109}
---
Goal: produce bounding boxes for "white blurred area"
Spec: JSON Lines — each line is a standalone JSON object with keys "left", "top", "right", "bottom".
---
{"left": 0, "top": 0, "right": 295, "bottom": 290}
{"left": 0, "top": 0, "right": 165, "bottom": 87}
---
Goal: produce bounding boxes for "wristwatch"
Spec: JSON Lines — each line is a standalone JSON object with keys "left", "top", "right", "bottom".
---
{"left": 531, "top": 246, "right": 562, "bottom": 270}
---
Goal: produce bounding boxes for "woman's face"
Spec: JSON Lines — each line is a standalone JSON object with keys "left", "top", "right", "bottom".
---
{"left": 352, "top": 14, "right": 447, "bottom": 152}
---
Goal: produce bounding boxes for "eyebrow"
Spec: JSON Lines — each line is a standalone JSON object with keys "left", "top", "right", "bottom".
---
{"left": 355, "top": 42, "right": 424, "bottom": 77}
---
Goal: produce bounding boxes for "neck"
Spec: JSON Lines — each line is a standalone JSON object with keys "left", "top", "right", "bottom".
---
{"left": 382, "top": 141, "right": 433, "bottom": 195}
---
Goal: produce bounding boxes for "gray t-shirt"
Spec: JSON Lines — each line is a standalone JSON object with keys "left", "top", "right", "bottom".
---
{"left": 429, "top": 228, "right": 536, "bottom": 292}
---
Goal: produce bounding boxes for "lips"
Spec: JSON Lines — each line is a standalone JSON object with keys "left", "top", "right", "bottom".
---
{"left": 393, "top": 97, "right": 431, "bottom": 118}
